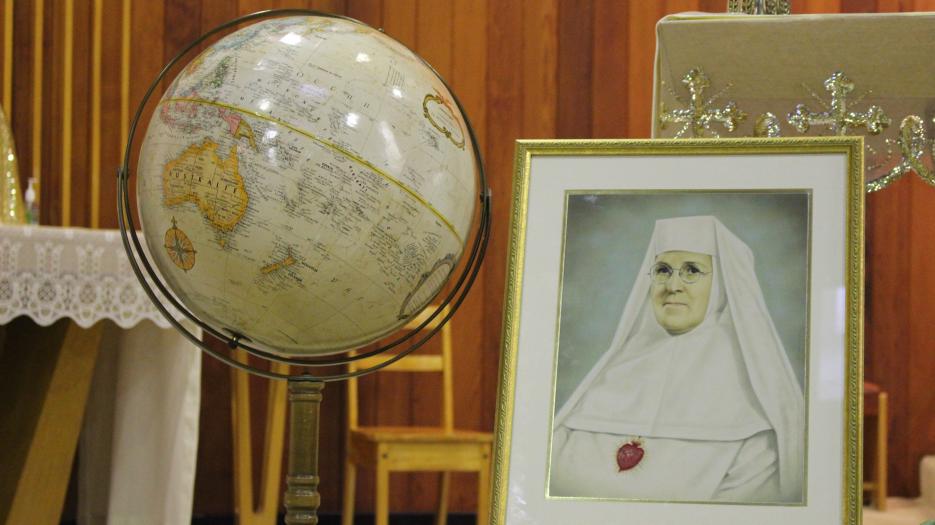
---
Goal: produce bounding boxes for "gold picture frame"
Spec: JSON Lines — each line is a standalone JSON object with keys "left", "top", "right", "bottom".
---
{"left": 491, "top": 138, "right": 864, "bottom": 524}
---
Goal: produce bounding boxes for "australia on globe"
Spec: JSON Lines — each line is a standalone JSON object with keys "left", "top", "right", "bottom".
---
{"left": 137, "top": 15, "right": 478, "bottom": 356}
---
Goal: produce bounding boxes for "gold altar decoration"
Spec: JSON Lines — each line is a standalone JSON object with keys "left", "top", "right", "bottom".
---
{"left": 658, "top": 68, "right": 746, "bottom": 138}
{"left": 0, "top": 105, "right": 23, "bottom": 224}
{"left": 653, "top": 12, "right": 935, "bottom": 192}
{"left": 728, "top": 0, "right": 790, "bottom": 15}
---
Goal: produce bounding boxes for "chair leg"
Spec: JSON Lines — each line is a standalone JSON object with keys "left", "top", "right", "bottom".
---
{"left": 375, "top": 461, "right": 390, "bottom": 525}
{"left": 876, "top": 393, "right": 888, "bottom": 511}
{"left": 476, "top": 446, "right": 492, "bottom": 525}
{"left": 341, "top": 460, "right": 357, "bottom": 525}
{"left": 435, "top": 472, "right": 451, "bottom": 525}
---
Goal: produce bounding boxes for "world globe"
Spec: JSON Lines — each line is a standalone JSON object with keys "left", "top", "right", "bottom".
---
{"left": 136, "top": 14, "right": 478, "bottom": 357}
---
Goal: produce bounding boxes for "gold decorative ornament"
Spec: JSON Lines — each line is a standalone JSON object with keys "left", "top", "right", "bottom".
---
{"left": 866, "top": 115, "right": 935, "bottom": 193}
{"left": 787, "top": 71, "right": 891, "bottom": 136}
{"left": 658, "top": 68, "right": 747, "bottom": 138}
{"left": 0, "top": 105, "right": 24, "bottom": 224}
{"left": 727, "top": 0, "right": 791, "bottom": 15}
{"left": 754, "top": 112, "right": 782, "bottom": 138}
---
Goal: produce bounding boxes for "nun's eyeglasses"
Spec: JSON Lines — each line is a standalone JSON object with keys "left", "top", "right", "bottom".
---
{"left": 649, "top": 262, "right": 710, "bottom": 285}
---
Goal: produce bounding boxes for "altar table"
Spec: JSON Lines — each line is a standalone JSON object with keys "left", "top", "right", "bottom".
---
{"left": 0, "top": 225, "right": 201, "bottom": 525}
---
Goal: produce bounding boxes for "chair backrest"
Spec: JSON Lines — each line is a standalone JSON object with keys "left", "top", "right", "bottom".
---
{"left": 346, "top": 305, "right": 454, "bottom": 433}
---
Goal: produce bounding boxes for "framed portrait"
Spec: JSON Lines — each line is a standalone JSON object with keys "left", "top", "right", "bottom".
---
{"left": 491, "top": 138, "right": 864, "bottom": 525}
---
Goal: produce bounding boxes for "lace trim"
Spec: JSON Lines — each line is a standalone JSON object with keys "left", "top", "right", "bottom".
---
{"left": 0, "top": 225, "right": 180, "bottom": 329}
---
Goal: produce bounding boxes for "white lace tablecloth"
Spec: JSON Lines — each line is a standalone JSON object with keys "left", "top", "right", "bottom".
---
{"left": 0, "top": 225, "right": 173, "bottom": 328}
{"left": 0, "top": 224, "right": 201, "bottom": 525}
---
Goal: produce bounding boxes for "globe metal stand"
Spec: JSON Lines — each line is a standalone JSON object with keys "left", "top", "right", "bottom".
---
{"left": 117, "top": 9, "right": 490, "bottom": 525}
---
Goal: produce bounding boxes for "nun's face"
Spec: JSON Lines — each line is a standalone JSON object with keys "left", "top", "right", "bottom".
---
{"left": 651, "top": 250, "right": 713, "bottom": 335}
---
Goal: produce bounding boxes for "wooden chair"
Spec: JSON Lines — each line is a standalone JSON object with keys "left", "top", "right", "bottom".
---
{"left": 230, "top": 349, "right": 289, "bottom": 525}
{"left": 341, "top": 307, "right": 493, "bottom": 525}
{"left": 863, "top": 381, "right": 888, "bottom": 510}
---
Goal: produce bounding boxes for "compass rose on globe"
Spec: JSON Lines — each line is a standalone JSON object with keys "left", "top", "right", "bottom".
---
{"left": 163, "top": 217, "right": 196, "bottom": 272}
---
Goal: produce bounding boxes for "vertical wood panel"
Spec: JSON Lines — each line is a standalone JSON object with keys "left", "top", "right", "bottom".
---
{"left": 11, "top": 0, "right": 32, "bottom": 204}
{"left": 907, "top": 175, "right": 935, "bottom": 497}
{"left": 866, "top": 177, "right": 912, "bottom": 495}
{"left": 309, "top": 0, "right": 348, "bottom": 13}
{"left": 842, "top": 0, "right": 878, "bottom": 11}
{"left": 591, "top": 0, "right": 628, "bottom": 137}
{"left": 521, "top": 0, "right": 558, "bottom": 138}
{"left": 2, "top": 0, "right": 12, "bottom": 117}
{"left": 557, "top": 0, "right": 592, "bottom": 138}
{"left": 483, "top": 4, "right": 523, "bottom": 501}
{"left": 43, "top": 0, "right": 61, "bottom": 225}
{"left": 68, "top": 0, "right": 92, "bottom": 228}
{"left": 60, "top": 0, "right": 73, "bottom": 226}
{"left": 96, "top": 0, "right": 125, "bottom": 229}
{"left": 626, "top": 2, "right": 662, "bottom": 138}
{"left": 792, "top": 0, "right": 843, "bottom": 12}
{"left": 877, "top": 0, "right": 903, "bottom": 11}
{"left": 90, "top": 0, "right": 102, "bottom": 228}
{"left": 346, "top": 0, "right": 382, "bottom": 27}
{"left": 382, "top": 0, "right": 415, "bottom": 48}
{"left": 30, "top": 0, "right": 42, "bottom": 220}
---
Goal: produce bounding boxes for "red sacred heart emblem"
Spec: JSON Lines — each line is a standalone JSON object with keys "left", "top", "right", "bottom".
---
{"left": 616, "top": 440, "right": 644, "bottom": 471}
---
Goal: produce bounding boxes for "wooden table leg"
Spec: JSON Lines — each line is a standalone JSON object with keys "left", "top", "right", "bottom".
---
{"left": 0, "top": 318, "right": 103, "bottom": 525}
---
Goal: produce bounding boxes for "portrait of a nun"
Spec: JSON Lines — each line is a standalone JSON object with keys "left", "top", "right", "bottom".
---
{"left": 550, "top": 215, "right": 805, "bottom": 504}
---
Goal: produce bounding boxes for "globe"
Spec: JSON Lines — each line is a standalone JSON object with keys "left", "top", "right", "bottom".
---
{"left": 136, "top": 15, "right": 478, "bottom": 357}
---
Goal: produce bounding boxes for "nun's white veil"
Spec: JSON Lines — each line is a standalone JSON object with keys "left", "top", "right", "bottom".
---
{"left": 554, "top": 215, "right": 805, "bottom": 501}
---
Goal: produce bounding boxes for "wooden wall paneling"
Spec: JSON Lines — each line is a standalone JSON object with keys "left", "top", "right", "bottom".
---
{"left": 90, "top": 0, "right": 102, "bottom": 228}
{"left": 42, "top": 0, "right": 61, "bottom": 225}
{"left": 449, "top": 0, "right": 488, "bottom": 435}
{"left": 96, "top": 0, "right": 127, "bottom": 230}
{"left": 907, "top": 176, "right": 935, "bottom": 496}
{"left": 31, "top": 0, "right": 44, "bottom": 222}
{"left": 557, "top": 0, "right": 592, "bottom": 139}
{"left": 841, "top": 0, "right": 879, "bottom": 11}
{"left": 791, "top": 0, "right": 843, "bottom": 13}
{"left": 1, "top": 0, "right": 12, "bottom": 118}
{"left": 865, "top": 177, "right": 912, "bottom": 496}
{"left": 521, "top": 0, "right": 558, "bottom": 139}
{"left": 237, "top": 0, "right": 274, "bottom": 17}
{"left": 345, "top": 0, "right": 381, "bottom": 27}
{"left": 877, "top": 0, "right": 903, "bottom": 11}
{"left": 449, "top": 0, "right": 489, "bottom": 516}
{"left": 591, "top": 0, "right": 628, "bottom": 138}
{"left": 119, "top": 0, "right": 130, "bottom": 169}
{"left": 69, "top": 0, "right": 91, "bottom": 228}
{"left": 482, "top": 3, "right": 523, "bottom": 506}
{"left": 383, "top": 0, "right": 415, "bottom": 47}
{"left": 10, "top": 0, "right": 33, "bottom": 207}
{"left": 308, "top": 0, "right": 348, "bottom": 14}
{"left": 665, "top": 0, "right": 702, "bottom": 13}
{"left": 698, "top": 0, "right": 729, "bottom": 11}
